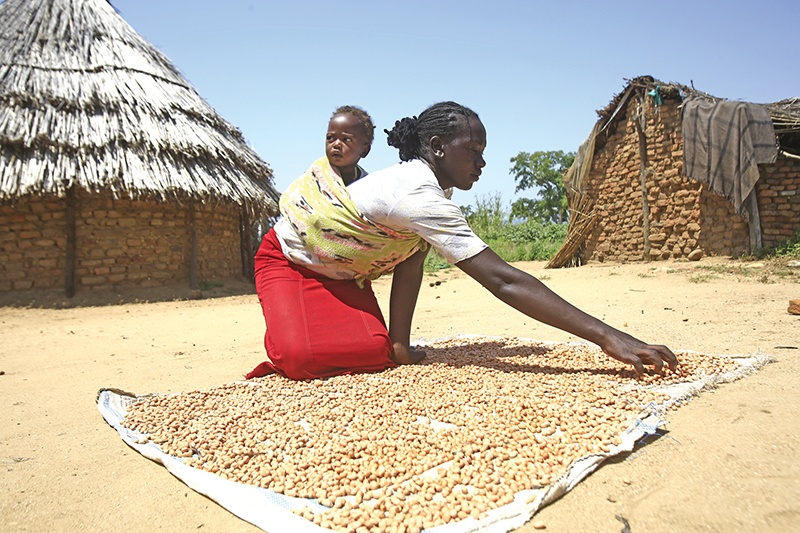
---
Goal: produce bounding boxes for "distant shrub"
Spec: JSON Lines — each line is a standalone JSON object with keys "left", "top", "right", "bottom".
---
{"left": 422, "top": 198, "right": 567, "bottom": 272}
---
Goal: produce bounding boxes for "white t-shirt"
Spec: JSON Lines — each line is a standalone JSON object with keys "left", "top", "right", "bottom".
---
{"left": 274, "top": 159, "right": 487, "bottom": 279}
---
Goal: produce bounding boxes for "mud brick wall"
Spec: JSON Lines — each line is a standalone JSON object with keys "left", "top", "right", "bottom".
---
{"left": 0, "top": 196, "right": 67, "bottom": 291}
{"left": 0, "top": 190, "right": 243, "bottom": 294}
{"left": 195, "top": 200, "right": 243, "bottom": 280}
{"left": 757, "top": 156, "right": 800, "bottom": 250}
{"left": 582, "top": 97, "right": 799, "bottom": 263}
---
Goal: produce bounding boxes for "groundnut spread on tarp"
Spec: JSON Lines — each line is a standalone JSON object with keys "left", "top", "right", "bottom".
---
{"left": 115, "top": 336, "right": 746, "bottom": 533}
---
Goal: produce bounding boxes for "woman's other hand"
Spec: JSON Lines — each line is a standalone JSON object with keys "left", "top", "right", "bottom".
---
{"left": 391, "top": 342, "right": 426, "bottom": 365}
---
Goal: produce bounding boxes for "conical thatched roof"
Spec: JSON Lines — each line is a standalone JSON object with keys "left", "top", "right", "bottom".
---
{"left": 0, "top": 0, "right": 279, "bottom": 215}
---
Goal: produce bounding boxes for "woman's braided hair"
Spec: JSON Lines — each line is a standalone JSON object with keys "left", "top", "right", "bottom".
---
{"left": 332, "top": 105, "right": 375, "bottom": 144}
{"left": 385, "top": 101, "right": 479, "bottom": 162}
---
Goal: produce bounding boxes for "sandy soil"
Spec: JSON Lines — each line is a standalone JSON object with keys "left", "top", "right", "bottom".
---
{"left": 1, "top": 258, "right": 798, "bottom": 532}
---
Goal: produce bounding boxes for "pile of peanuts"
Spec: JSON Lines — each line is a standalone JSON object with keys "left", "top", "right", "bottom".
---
{"left": 121, "top": 337, "right": 739, "bottom": 532}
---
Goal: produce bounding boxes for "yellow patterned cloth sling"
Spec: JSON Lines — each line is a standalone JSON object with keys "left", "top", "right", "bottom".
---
{"left": 280, "top": 157, "right": 426, "bottom": 285}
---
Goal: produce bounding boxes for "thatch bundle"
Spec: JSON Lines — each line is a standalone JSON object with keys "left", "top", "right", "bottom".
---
{"left": 545, "top": 190, "right": 596, "bottom": 269}
{"left": 0, "top": 0, "right": 279, "bottom": 215}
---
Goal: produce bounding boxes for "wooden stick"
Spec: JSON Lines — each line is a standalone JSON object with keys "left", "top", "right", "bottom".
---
{"left": 64, "top": 185, "right": 77, "bottom": 298}
{"left": 779, "top": 149, "right": 800, "bottom": 162}
{"left": 634, "top": 95, "right": 652, "bottom": 263}
{"left": 189, "top": 201, "right": 198, "bottom": 291}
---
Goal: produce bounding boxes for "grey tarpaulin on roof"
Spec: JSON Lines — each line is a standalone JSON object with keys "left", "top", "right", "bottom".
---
{"left": 682, "top": 98, "right": 777, "bottom": 213}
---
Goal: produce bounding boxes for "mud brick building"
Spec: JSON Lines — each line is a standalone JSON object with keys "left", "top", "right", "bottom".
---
{"left": 0, "top": 0, "right": 279, "bottom": 300}
{"left": 549, "top": 76, "right": 799, "bottom": 267}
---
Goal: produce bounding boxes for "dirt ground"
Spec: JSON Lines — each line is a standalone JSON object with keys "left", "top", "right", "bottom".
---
{"left": 1, "top": 258, "right": 798, "bottom": 533}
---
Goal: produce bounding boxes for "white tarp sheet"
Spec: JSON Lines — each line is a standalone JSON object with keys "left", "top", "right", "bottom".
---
{"left": 97, "top": 337, "right": 768, "bottom": 532}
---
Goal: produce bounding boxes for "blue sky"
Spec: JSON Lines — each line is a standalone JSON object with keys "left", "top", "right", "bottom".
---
{"left": 111, "top": 0, "right": 800, "bottom": 208}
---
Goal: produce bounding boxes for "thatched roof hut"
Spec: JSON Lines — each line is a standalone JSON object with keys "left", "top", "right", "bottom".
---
{"left": 0, "top": 0, "right": 280, "bottom": 301}
{"left": 549, "top": 75, "right": 800, "bottom": 267}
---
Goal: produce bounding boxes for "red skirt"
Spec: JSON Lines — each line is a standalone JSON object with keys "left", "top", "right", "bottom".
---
{"left": 246, "top": 228, "right": 396, "bottom": 380}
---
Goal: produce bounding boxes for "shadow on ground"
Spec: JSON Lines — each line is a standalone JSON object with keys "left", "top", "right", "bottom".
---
{"left": 0, "top": 277, "right": 256, "bottom": 309}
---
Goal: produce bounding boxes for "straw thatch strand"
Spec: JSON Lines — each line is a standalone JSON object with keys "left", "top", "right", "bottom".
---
{"left": 0, "top": 0, "right": 279, "bottom": 216}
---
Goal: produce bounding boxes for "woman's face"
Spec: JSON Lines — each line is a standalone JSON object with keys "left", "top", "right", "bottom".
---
{"left": 432, "top": 116, "right": 486, "bottom": 191}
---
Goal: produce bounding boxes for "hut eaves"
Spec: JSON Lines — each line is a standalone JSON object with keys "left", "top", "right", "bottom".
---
{"left": 595, "top": 76, "right": 800, "bottom": 154}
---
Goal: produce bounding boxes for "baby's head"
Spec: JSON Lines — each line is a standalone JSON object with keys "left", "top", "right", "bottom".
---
{"left": 326, "top": 105, "right": 375, "bottom": 184}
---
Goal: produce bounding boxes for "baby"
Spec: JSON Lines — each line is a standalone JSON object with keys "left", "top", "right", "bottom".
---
{"left": 325, "top": 105, "right": 375, "bottom": 185}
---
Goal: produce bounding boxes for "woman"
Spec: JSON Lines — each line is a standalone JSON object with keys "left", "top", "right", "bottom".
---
{"left": 247, "top": 102, "right": 677, "bottom": 380}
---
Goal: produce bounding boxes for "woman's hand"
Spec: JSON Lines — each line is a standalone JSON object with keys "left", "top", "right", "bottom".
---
{"left": 597, "top": 329, "right": 679, "bottom": 376}
{"left": 391, "top": 342, "right": 426, "bottom": 365}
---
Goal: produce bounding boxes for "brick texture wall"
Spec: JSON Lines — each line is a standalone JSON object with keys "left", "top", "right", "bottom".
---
{"left": 757, "top": 159, "right": 800, "bottom": 248}
{"left": 582, "top": 96, "right": 799, "bottom": 263}
{"left": 0, "top": 190, "right": 244, "bottom": 293}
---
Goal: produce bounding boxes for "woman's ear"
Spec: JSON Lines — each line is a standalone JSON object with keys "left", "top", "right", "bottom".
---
{"left": 429, "top": 136, "right": 445, "bottom": 158}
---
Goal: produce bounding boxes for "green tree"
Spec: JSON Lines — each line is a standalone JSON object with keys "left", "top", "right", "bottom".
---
{"left": 509, "top": 150, "right": 575, "bottom": 224}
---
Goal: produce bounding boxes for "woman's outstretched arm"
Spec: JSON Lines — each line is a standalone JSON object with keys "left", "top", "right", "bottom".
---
{"left": 456, "top": 248, "right": 678, "bottom": 375}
